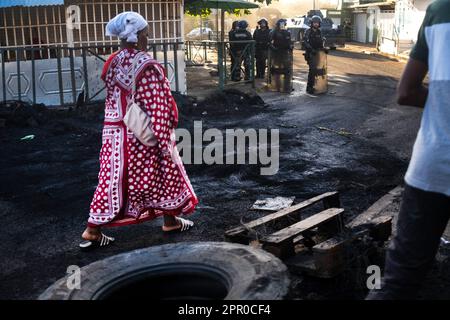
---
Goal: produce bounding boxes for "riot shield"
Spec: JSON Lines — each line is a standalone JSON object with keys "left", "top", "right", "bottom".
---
{"left": 267, "top": 48, "right": 293, "bottom": 93}
{"left": 310, "top": 50, "right": 328, "bottom": 94}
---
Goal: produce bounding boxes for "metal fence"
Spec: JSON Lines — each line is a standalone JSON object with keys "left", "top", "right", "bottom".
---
{"left": 221, "top": 40, "right": 255, "bottom": 89}
{"left": 1, "top": 41, "right": 184, "bottom": 107}
{"left": 185, "top": 40, "right": 211, "bottom": 66}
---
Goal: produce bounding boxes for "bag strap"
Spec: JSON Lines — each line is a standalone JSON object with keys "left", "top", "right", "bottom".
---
{"left": 129, "top": 51, "right": 144, "bottom": 104}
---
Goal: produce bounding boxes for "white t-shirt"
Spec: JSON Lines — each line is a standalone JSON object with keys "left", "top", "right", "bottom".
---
{"left": 405, "top": 3, "right": 450, "bottom": 196}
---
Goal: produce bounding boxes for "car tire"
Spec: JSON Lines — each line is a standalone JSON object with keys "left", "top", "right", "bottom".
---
{"left": 39, "top": 242, "right": 290, "bottom": 300}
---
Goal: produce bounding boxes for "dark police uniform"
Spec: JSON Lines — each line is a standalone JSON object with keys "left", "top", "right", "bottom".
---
{"left": 253, "top": 27, "right": 271, "bottom": 78}
{"left": 230, "top": 28, "right": 252, "bottom": 81}
{"left": 303, "top": 27, "right": 325, "bottom": 93}
{"left": 229, "top": 27, "right": 237, "bottom": 74}
{"left": 269, "top": 27, "right": 292, "bottom": 92}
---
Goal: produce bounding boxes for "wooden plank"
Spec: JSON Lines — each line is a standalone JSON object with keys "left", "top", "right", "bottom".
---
{"left": 225, "top": 191, "right": 339, "bottom": 238}
{"left": 347, "top": 186, "right": 402, "bottom": 229}
{"left": 368, "top": 215, "right": 392, "bottom": 241}
{"left": 323, "top": 191, "right": 341, "bottom": 208}
{"left": 286, "top": 238, "right": 346, "bottom": 278}
{"left": 261, "top": 208, "right": 344, "bottom": 245}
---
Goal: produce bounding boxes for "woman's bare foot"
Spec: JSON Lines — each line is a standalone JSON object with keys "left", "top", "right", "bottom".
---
{"left": 82, "top": 227, "right": 101, "bottom": 241}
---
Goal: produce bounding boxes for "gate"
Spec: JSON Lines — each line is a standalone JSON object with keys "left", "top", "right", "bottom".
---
{"left": 1, "top": 41, "right": 184, "bottom": 107}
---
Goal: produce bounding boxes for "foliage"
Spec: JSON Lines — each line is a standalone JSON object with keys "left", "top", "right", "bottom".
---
{"left": 184, "top": 0, "right": 277, "bottom": 16}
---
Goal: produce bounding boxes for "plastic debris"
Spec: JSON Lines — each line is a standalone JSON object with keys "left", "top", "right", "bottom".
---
{"left": 251, "top": 196, "right": 295, "bottom": 211}
{"left": 20, "top": 134, "right": 35, "bottom": 141}
{"left": 196, "top": 205, "right": 215, "bottom": 210}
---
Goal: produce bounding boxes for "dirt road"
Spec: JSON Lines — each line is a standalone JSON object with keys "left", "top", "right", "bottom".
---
{"left": 2, "top": 46, "right": 444, "bottom": 300}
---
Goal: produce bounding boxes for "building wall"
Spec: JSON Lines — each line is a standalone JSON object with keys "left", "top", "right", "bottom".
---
{"left": 0, "top": 0, "right": 187, "bottom": 105}
{"left": 377, "top": 10, "right": 396, "bottom": 53}
{"left": 395, "top": 0, "right": 428, "bottom": 41}
{"left": 0, "top": 0, "right": 183, "bottom": 59}
{"left": 1, "top": 49, "right": 186, "bottom": 105}
{"left": 376, "top": 0, "right": 431, "bottom": 55}
{"left": 354, "top": 12, "right": 367, "bottom": 42}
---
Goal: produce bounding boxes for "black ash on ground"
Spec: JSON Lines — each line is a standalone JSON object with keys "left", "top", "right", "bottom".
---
{"left": 0, "top": 89, "right": 448, "bottom": 300}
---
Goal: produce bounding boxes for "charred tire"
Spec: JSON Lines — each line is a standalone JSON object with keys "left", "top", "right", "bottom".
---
{"left": 39, "top": 242, "right": 290, "bottom": 300}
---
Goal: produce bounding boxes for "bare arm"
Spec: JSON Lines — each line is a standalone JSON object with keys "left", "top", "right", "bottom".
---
{"left": 396, "top": 58, "right": 428, "bottom": 108}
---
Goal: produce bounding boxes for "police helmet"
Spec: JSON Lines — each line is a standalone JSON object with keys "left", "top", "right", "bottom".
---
{"left": 257, "top": 18, "right": 268, "bottom": 25}
{"left": 276, "top": 19, "right": 288, "bottom": 30}
{"left": 310, "top": 15, "right": 322, "bottom": 25}
{"left": 276, "top": 18, "right": 287, "bottom": 27}
{"left": 238, "top": 20, "right": 249, "bottom": 29}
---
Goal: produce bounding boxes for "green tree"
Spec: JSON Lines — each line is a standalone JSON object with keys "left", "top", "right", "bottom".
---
{"left": 185, "top": 0, "right": 277, "bottom": 16}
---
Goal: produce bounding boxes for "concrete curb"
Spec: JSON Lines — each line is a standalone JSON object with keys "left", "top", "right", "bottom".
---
{"left": 339, "top": 44, "right": 409, "bottom": 63}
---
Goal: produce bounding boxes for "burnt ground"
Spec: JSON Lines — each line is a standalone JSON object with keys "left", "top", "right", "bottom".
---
{"left": 1, "top": 47, "right": 449, "bottom": 300}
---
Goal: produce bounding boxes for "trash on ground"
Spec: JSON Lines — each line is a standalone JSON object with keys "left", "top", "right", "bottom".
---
{"left": 251, "top": 196, "right": 295, "bottom": 211}
{"left": 20, "top": 134, "right": 35, "bottom": 141}
{"left": 196, "top": 205, "right": 215, "bottom": 210}
{"left": 316, "top": 126, "right": 353, "bottom": 137}
{"left": 249, "top": 240, "right": 262, "bottom": 249}
{"left": 278, "top": 124, "right": 297, "bottom": 128}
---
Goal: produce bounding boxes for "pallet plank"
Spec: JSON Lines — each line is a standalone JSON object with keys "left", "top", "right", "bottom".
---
{"left": 261, "top": 208, "right": 344, "bottom": 245}
{"left": 225, "top": 191, "right": 339, "bottom": 239}
{"left": 347, "top": 186, "right": 402, "bottom": 229}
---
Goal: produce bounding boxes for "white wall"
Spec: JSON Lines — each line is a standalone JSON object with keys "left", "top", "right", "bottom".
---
{"left": 376, "top": 0, "right": 431, "bottom": 55}
{"left": 378, "top": 11, "right": 396, "bottom": 54}
{"left": 395, "top": 0, "right": 428, "bottom": 41}
{"left": 0, "top": 50, "right": 186, "bottom": 106}
{"left": 355, "top": 13, "right": 367, "bottom": 43}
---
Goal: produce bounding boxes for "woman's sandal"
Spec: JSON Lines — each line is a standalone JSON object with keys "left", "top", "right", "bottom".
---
{"left": 162, "top": 217, "right": 194, "bottom": 233}
{"left": 79, "top": 233, "right": 115, "bottom": 251}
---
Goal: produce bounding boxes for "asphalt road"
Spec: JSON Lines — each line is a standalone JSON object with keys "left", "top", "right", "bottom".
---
{"left": 261, "top": 46, "right": 422, "bottom": 161}
{"left": 2, "top": 46, "right": 438, "bottom": 300}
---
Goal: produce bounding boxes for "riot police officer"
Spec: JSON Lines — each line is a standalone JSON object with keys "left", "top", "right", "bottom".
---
{"left": 229, "top": 20, "right": 252, "bottom": 81}
{"left": 269, "top": 18, "right": 293, "bottom": 92}
{"left": 229, "top": 21, "right": 239, "bottom": 75}
{"left": 303, "top": 15, "right": 326, "bottom": 94}
{"left": 253, "top": 18, "right": 271, "bottom": 79}
{"left": 229, "top": 20, "right": 239, "bottom": 40}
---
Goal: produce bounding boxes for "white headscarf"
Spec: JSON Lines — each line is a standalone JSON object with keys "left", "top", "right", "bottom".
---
{"left": 105, "top": 12, "right": 148, "bottom": 43}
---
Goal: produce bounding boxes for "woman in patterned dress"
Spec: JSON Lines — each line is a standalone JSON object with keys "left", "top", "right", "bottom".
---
{"left": 80, "top": 12, "right": 198, "bottom": 250}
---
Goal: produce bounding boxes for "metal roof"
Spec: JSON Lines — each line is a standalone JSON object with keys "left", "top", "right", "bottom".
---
{"left": 0, "top": 0, "right": 64, "bottom": 8}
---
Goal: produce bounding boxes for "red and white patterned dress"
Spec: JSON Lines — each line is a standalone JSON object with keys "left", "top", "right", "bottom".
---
{"left": 88, "top": 48, "right": 198, "bottom": 227}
